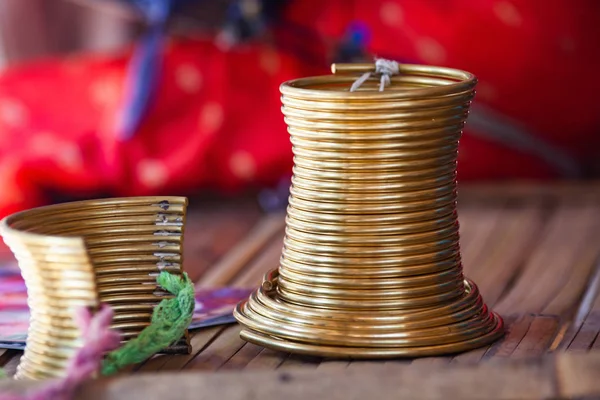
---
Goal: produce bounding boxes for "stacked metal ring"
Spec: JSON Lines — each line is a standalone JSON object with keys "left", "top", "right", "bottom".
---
{"left": 0, "top": 196, "right": 190, "bottom": 380}
{"left": 234, "top": 63, "right": 504, "bottom": 358}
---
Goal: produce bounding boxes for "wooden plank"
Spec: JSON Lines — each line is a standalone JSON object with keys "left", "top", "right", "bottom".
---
{"left": 133, "top": 210, "right": 273, "bottom": 372}
{"left": 3, "top": 185, "right": 600, "bottom": 380}
{"left": 509, "top": 316, "right": 559, "bottom": 359}
{"left": 156, "top": 326, "right": 226, "bottom": 371}
{"left": 593, "top": 334, "right": 600, "bottom": 350}
{"left": 219, "top": 343, "right": 264, "bottom": 371}
{"left": 566, "top": 312, "right": 600, "bottom": 353}
{"left": 233, "top": 314, "right": 557, "bottom": 370}
{"left": 186, "top": 228, "right": 286, "bottom": 371}
{"left": 4, "top": 352, "right": 600, "bottom": 399}
{"left": 450, "top": 347, "right": 489, "bottom": 364}
{"left": 0, "top": 349, "right": 7, "bottom": 364}
{"left": 409, "top": 356, "right": 452, "bottom": 367}
{"left": 556, "top": 352, "right": 600, "bottom": 399}
{"left": 196, "top": 213, "right": 285, "bottom": 288}
{"left": 183, "top": 202, "right": 262, "bottom": 283}
{"left": 66, "top": 354, "right": 573, "bottom": 400}
{"left": 483, "top": 315, "right": 558, "bottom": 360}
{"left": 453, "top": 315, "right": 530, "bottom": 363}
{"left": 383, "top": 359, "right": 412, "bottom": 366}
{"left": 0, "top": 351, "right": 21, "bottom": 377}
{"left": 146, "top": 217, "right": 284, "bottom": 373}
{"left": 347, "top": 361, "right": 387, "bottom": 371}
{"left": 465, "top": 205, "right": 548, "bottom": 307}
{"left": 278, "top": 354, "right": 321, "bottom": 370}
{"left": 494, "top": 205, "right": 600, "bottom": 317}
{"left": 484, "top": 314, "right": 532, "bottom": 359}
{"left": 134, "top": 354, "right": 171, "bottom": 373}
{"left": 244, "top": 348, "right": 288, "bottom": 370}
{"left": 564, "top": 284, "right": 600, "bottom": 352}
{"left": 317, "top": 360, "right": 350, "bottom": 370}
{"left": 543, "top": 246, "right": 600, "bottom": 317}
{"left": 457, "top": 204, "right": 505, "bottom": 276}
{"left": 231, "top": 229, "right": 285, "bottom": 288}
{"left": 180, "top": 325, "right": 246, "bottom": 371}
{"left": 554, "top": 257, "right": 600, "bottom": 351}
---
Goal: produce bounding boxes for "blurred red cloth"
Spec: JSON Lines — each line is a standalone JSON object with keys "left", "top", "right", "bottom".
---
{"left": 0, "top": 40, "right": 321, "bottom": 218}
{"left": 0, "top": 0, "right": 599, "bottom": 220}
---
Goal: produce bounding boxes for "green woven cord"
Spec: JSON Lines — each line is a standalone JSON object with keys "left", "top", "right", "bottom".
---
{"left": 101, "top": 271, "right": 194, "bottom": 376}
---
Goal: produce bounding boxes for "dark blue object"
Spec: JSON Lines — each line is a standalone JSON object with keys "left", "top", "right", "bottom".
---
{"left": 335, "top": 21, "right": 371, "bottom": 62}
{"left": 258, "top": 176, "right": 291, "bottom": 213}
{"left": 113, "top": 0, "right": 174, "bottom": 140}
{"left": 109, "top": 0, "right": 288, "bottom": 140}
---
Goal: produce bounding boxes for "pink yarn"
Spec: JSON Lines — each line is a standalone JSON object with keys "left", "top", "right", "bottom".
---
{"left": 0, "top": 304, "right": 121, "bottom": 400}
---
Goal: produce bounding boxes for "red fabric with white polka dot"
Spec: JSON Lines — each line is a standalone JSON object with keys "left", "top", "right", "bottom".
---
{"left": 0, "top": 0, "right": 598, "bottom": 219}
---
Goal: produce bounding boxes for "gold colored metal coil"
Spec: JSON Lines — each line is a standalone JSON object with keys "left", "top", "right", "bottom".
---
{"left": 234, "top": 62, "right": 503, "bottom": 357}
{"left": 0, "top": 196, "right": 190, "bottom": 380}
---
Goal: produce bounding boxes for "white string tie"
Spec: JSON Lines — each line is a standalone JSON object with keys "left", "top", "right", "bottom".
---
{"left": 349, "top": 58, "right": 400, "bottom": 92}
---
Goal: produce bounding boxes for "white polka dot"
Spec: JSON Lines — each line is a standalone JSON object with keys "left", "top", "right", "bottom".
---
{"left": 493, "top": 1, "right": 522, "bottom": 27}
{"left": 229, "top": 151, "right": 256, "bottom": 181}
{"left": 215, "top": 29, "right": 236, "bottom": 51}
{"left": 137, "top": 159, "right": 169, "bottom": 188}
{"left": 30, "top": 133, "right": 83, "bottom": 172}
{"left": 380, "top": 2, "right": 404, "bottom": 27}
{"left": 90, "top": 75, "right": 121, "bottom": 107}
{"left": 30, "top": 132, "right": 56, "bottom": 154}
{"left": 57, "top": 143, "right": 83, "bottom": 172}
{"left": 259, "top": 50, "right": 281, "bottom": 76}
{"left": 175, "top": 64, "right": 203, "bottom": 94}
{"left": 416, "top": 37, "right": 447, "bottom": 64}
{"left": 199, "top": 102, "right": 224, "bottom": 135}
{"left": 0, "top": 99, "right": 28, "bottom": 128}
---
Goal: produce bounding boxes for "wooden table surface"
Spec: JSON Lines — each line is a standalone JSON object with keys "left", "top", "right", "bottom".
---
{"left": 2, "top": 182, "right": 600, "bottom": 399}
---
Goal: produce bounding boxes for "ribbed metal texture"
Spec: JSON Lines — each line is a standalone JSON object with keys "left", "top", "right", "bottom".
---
{"left": 0, "top": 196, "right": 189, "bottom": 379}
{"left": 234, "top": 63, "right": 504, "bottom": 358}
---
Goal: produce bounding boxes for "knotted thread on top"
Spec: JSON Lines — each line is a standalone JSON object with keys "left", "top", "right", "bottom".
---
{"left": 350, "top": 58, "right": 400, "bottom": 92}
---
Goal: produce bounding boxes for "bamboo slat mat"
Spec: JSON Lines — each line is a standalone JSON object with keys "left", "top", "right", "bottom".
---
{"left": 135, "top": 184, "right": 600, "bottom": 372}
{"left": 2, "top": 183, "right": 600, "bottom": 378}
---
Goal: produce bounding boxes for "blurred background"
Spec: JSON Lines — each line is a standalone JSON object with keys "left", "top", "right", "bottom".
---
{"left": 0, "top": 0, "right": 599, "bottom": 220}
